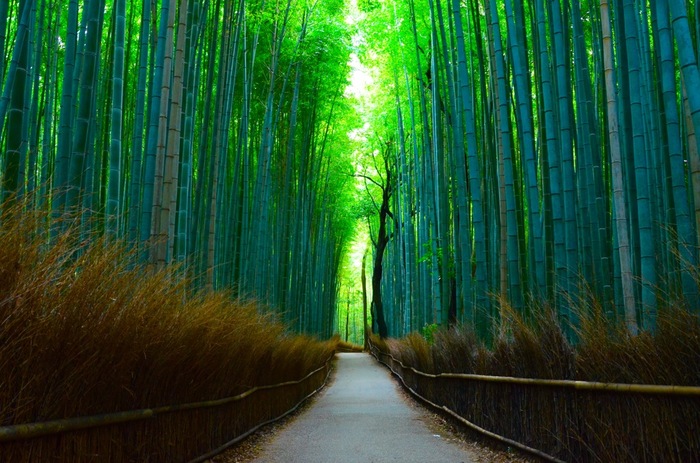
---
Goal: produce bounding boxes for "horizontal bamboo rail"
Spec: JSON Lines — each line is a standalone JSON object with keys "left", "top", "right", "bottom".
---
{"left": 374, "top": 344, "right": 700, "bottom": 396}
{"left": 0, "top": 352, "right": 335, "bottom": 443}
{"left": 369, "top": 339, "right": 700, "bottom": 462}
{"left": 188, "top": 362, "right": 333, "bottom": 463}
{"left": 368, "top": 344, "right": 564, "bottom": 463}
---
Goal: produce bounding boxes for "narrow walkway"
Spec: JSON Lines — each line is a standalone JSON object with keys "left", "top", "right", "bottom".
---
{"left": 252, "top": 352, "right": 474, "bottom": 463}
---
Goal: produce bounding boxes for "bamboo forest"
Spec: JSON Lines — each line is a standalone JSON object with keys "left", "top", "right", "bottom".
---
{"left": 3, "top": 0, "right": 699, "bottom": 338}
{"left": 2, "top": 0, "right": 700, "bottom": 461}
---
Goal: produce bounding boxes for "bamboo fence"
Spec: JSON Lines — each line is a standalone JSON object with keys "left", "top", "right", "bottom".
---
{"left": 0, "top": 353, "right": 335, "bottom": 462}
{"left": 369, "top": 340, "right": 700, "bottom": 462}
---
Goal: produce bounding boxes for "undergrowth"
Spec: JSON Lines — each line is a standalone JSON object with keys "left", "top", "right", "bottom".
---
{"left": 335, "top": 339, "right": 364, "bottom": 352}
{"left": 379, "top": 302, "right": 699, "bottom": 385}
{"left": 0, "top": 202, "right": 337, "bottom": 428}
{"left": 372, "top": 296, "right": 700, "bottom": 462}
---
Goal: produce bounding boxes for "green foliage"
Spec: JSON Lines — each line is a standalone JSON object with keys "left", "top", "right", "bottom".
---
{"left": 417, "top": 241, "right": 454, "bottom": 277}
{"left": 358, "top": 0, "right": 381, "bottom": 13}
{"left": 421, "top": 322, "right": 439, "bottom": 344}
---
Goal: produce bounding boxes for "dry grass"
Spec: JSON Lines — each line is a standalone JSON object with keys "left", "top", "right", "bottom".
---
{"left": 375, "top": 297, "right": 700, "bottom": 462}
{"left": 384, "top": 301, "right": 698, "bottom": 385}
{"left": 335, "top": 337, "right": 364, "bottom": 352}
{"left": 0, "top": 202, "right": 337, "bottom": 461}
{"left": 577, "top": 306, "right": 700, "bottom": 385}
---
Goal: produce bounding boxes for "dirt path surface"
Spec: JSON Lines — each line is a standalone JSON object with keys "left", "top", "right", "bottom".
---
{"left": 249, "top": 352, "right": 475, "bottom": 463}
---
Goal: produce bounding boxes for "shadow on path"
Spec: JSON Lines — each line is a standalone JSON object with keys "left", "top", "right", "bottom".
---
{"left": 252, "top": 352, "right": 474, "bottom": 463}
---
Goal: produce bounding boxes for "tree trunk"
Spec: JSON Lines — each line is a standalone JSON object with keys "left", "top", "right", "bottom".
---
{"left": 371, "top": 154, "right": 392, "bottom": 339}
{"left": 361, "top": 248, "right": 369, "bottom": 348}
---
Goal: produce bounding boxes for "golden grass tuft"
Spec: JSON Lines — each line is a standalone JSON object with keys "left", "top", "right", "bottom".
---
{"left": 334, "top": 337, "right": 364, "bottom": 352}
{"left": 0, "top": 202, "right": 336, "bottom": 460}
{"left": 576, "top": 306, "right": 700, "bottom": 385}
{"left": 373, "top": 292, "right": 700, "bottom": 462}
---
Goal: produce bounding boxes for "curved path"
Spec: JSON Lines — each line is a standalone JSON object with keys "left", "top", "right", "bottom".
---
{"left": 252, "top": 352, "right": 474, "bottom": 463}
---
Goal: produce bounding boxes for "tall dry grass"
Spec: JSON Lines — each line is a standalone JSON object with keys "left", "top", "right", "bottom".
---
{"left": 372, "top": 296, "right": 700, "bottom": 462}
{"left": 381, "top": 300, "right": 698, "bottom": 385}
{"left": 0, "top": 202, "right": 336, "bottom": 460}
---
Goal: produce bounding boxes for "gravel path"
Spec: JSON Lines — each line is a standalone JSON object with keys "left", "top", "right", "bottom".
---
{"left": 249, "top": 352, "right": 475, "bottom": 463}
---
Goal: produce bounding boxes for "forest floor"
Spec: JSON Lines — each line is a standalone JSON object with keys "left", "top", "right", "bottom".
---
{"left": 208, "top": 353, "right": 537, "bottom": 463}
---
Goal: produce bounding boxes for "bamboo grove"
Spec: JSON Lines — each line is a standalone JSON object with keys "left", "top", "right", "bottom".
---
{"left": 2, "top": 0, "right": 700, "bottom": 343}
{"left": 355, "top": 0, "right": 700, "bottom": 339}
{"left": 0, "top": 0, "right": 359, "bottom": 336}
